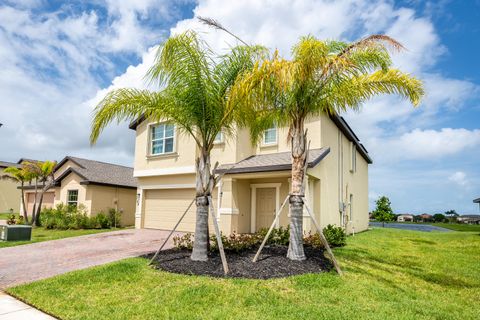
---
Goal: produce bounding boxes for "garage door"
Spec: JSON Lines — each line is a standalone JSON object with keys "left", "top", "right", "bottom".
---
{"left": 143, "top": 189, "right": 216, "bottom": 232}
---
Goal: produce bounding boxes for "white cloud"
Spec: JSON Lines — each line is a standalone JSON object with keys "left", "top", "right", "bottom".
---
{"left": 449, "top": 171, "right": 468, "bottom": 187}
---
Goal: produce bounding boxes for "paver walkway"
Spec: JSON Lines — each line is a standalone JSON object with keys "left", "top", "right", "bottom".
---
{"left": 0, "top": 229, "right": 176, "bottom": 289}
{"left": 0, "top": 293, "right": 55, "bottom": 319}
{"left": 369, "top": 222, "right": 451, "bottom": 232}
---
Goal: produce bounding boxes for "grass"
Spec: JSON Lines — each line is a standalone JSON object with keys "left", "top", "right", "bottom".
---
{"left": 0, "top": 227, "right": 119, "bottom": 248}
{"left": 0, "top": 212, "right": 14, "bottom": 220}
{"left": 7, "top": 228, "right": 480, "bottom": 320}
{"left": 429, "top": 223, "right": 480, "bottom": 232}
{"left": 387, "top": 221, "right": 480, "bottom": 232}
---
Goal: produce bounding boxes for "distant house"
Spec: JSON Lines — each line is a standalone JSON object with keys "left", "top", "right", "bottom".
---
{"left": 457, "top": 215, "right": 480, "bottom": 225}
{"left": 419, "top": 213, "right": 433, "bottom": 222}
{"left": 20, "top": 156, "right": 137, "bottom": 226}
{"left": 397, "top": 214, "right": 414, "bottom": 222}
{"left": 0, "top": 160, "right": 21, "bottom": 213}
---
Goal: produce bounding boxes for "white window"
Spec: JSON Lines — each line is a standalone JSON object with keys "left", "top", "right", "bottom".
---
{"left": 151, "top": 123, "right": 175, "bottom": 155}
{"left": 67, "top": 190, "right": 78, "bottom": 207}
{"left": 350, "top": 143, "right": 357, "bottom": 173}
{"left": 214, "top": 131, "right": 224, "bottom": 144}
{"left": 263, "top": 126, "right": 277, "bottom": 145}
{"left": 349, "top": 194, "right": 353, "bottom": 221}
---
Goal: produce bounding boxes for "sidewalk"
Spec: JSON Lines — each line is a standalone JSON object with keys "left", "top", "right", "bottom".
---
{"left": 0, "top": 292, "right": 55, "bottom": 319}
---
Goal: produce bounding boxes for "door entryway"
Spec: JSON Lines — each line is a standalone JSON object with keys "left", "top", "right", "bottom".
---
{"left": 255, "top": 188, "right": 276, "bottom": 230}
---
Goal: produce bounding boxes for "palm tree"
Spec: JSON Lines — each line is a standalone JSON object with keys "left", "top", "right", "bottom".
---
{"left": 2, "top": 166, "right": 33, "bottom": 223}
{"left": 30, "top": 161, "right": 56, "bottom": 226}
{"left": 231, "top": 35, "right": 424, "bottom": 260}
{"left": 90, "top": 31, "right": 265, "bottom": 261}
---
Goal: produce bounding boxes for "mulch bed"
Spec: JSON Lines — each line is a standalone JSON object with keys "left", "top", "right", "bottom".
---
{"left": 146, "top": 245, "right": 333, "bottom": 279}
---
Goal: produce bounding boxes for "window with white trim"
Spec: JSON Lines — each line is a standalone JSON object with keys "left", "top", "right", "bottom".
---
{"left": 349, "top": 194, "right": 353, "bottom": 221}
{"left": 67, "top": 190, "right": 78, "bottom": 207}
{"left": 350, "top": 143, "right": 357, "bottom": 173}
{"left": 263, "top": 126, "right": 277, "bottom": 145}
{"left": 214, "top": 131, "right": 224, "bottom": 143}
{"left": 151, "top": 123, "right": 175, "bottom": 155}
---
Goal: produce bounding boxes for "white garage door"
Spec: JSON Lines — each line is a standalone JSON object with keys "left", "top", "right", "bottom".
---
{"left": 143, "top": 189, "right": 217, "bottom": 232}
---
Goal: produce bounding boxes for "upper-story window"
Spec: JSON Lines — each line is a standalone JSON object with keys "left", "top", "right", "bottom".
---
{"left": 214, "top": 131, "right": 224, "bottom": 144}
{"left": 350, "top": 143, "right": 357, "bottom": 173}
{"left": 151, "top": 123, "right": 175, "bottom": 155}
{"left": 263, "top": 126, "right": 277, "bottom": 145}
{"left": 67, "top": 190, "right": 78, "bottom": 207}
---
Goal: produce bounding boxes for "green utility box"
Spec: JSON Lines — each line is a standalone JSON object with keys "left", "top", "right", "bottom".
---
{"left": 0, "top": 225, "right": 32, "bottom": 241}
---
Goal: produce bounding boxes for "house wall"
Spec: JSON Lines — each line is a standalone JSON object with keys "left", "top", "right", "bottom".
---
{"left": 54, "top": 173, "right": 90, "bottom": 212}
{"left": 133, "top": 114, "right": 370, "bottom": 234}
{"left": 88, "top": 185, "right": 136, "bottom": 226}
{"left": 0, "top": 167, "right": 20, "bottom": 213}
{"left": 54, "top": 159, "right": 81, "bottom": 179}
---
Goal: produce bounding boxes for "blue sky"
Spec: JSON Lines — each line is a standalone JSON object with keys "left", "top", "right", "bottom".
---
{"left": 0, "top": 0, "right": 478, "bottom": 214}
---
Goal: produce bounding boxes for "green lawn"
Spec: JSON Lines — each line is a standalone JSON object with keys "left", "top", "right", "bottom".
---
{"left": 0, "top": 212, "right": 14, "bottom": 220}
{"left": 0, "top": 227, "right": 119, "bottom": 248}
{"left": 8, "top": 228, "right": 480, "bottom": 320}
{"left": 430, "top": 223, "right": 480, "bottom": 232}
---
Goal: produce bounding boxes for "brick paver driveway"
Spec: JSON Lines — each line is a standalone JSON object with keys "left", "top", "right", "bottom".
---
{"left": 0, "top": 229, "right": 176, "bottom": 289}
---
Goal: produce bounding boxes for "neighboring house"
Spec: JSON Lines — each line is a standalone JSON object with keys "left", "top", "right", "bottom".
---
{"left": 0, "top": 160, "right": 21, "bottom": 213}
{"left": 419, "top": 213, "right": 433, "bottom": 222}
{"left": 21, "top": 156, "right": 137, "bottom": 226}
{"left": 474, "top": 198, "right": 480, "bottom": 210}
{"left": 397, "top": 214, "right": 414, "bottom": 222}
{"left": 457, "top": 215, "right": 480, "bottom": 225}
{"left": 130, "top": 114, "right": 371, "bottom": 234}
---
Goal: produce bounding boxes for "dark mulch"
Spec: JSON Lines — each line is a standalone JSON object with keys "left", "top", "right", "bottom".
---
{"left": 146, "top": 245, "right": 333, "bottom": 279}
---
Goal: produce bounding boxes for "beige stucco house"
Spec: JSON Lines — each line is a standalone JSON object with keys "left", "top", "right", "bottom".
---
{"left": 21, "top": 156, "right": 137, "bottom": 226}
{"left": 0, "top": 161, "right": 21, "bottom": 213}
{"left": 131, "top": 114, "right": 371, "bottom": 235}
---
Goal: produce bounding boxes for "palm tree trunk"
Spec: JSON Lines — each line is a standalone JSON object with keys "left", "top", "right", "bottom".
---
{"left": 191, "top": 148, "right": 212, "bottom": 261}
{"left": 20, "top": 182, "right": 28, "bottom": 223}
{"left": 287, "top": 120, "right": 307, "bottom": 261}
{"left": 33, "top": 184, "right": 45, "bottom": 227}
{"left": 31, "top": 178, "right": 38, "bottom": 225}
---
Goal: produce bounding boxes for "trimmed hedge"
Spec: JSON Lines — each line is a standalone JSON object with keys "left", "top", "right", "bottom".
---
{"left": 173, "top": 225, "right": 346, "bottom": 253}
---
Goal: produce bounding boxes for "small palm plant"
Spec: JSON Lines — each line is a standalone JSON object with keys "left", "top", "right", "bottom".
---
{"left": 91, "top": 31, "right": 265, "bottom": 261}
{"left": 28, "top": 160, "right": 57, "bottom": 226}
{"left": 2, "top": 166, "right": 33, "bottom": 223}
{"left": 231, "top": 35, "right": 424, "bottom": 260}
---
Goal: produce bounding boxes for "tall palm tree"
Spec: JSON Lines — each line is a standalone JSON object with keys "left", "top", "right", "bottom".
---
{"left": 2, "top": 166, "right": 33, "bottom": 223}
{"left": 30, "top": 161, "right": 56, "bottom": 226}
{"left": 231, "top": 35, "right": 424, "bottom": 260}
{"left": 91, "top": 31, "right": 265, "bottom": 261}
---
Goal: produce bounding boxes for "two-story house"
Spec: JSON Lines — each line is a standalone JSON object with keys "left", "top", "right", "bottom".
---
{"left": 130, "top": 113, "right": 371, "bottom": 235}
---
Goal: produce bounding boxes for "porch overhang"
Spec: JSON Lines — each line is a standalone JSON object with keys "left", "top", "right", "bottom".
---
{"left": 215, "top": 147, "right": 330, "bottom": 175}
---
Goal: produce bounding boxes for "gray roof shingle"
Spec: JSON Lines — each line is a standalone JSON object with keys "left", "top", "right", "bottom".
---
{"left": 56, "top": 156, "right": 137, "bottom": 189}
{"left": 216, "top": 148, "right": 330, "bottom": 174}
{"left": 0, "top": 160, "right": 21, "bottom": 169}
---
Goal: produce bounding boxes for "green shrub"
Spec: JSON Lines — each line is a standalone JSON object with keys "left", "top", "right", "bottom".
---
{"left": 257, "top": 226, "right": 290, "bottom": 246}
{"left": 96, "top": 212, "right": 111, "bottom": 229}
{"left": 40, "top": 203, "right": 113, "bottom": 230}
{"left": 6, "top": 214, "right": 17, "bottom": 225}
{"left": 322, "top": 224, "right": 346, "bottom": 247}
{"left": 173, "top": 233, "right": 194, "bottom": 250}
{"left": 108, "top": 208, "right": 122, "bottom": 228}
{"left": 172, "top": 225, "right": 347, "bottom": 253}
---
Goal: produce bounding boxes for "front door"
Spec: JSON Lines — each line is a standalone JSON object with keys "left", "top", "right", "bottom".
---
{"left": 256, "top": 188, "right": 276, "bottom": 230}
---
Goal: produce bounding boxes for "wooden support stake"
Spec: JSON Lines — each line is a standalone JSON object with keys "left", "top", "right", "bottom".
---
{"left": 148, "top": 198, "right": 195, "bottom": 265}
{"left": 252, "top": 195, "right": 290, "bottom": 263}
{"left": 302, "top": 199, "right": 343, "bottom": 276}
{"left": 208, "top": 196, "right": 229, "bottom": 274}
